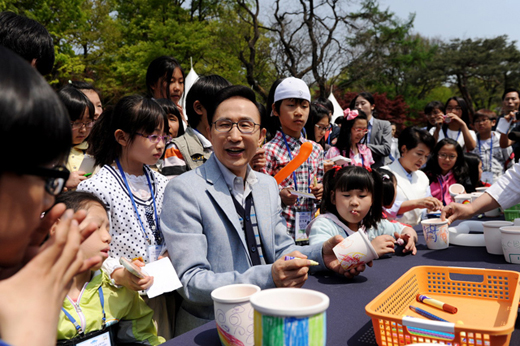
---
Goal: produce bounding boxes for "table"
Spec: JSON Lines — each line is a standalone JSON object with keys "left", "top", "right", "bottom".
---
{"left": 164, "top": 219, "right": 520, "bottom": 345}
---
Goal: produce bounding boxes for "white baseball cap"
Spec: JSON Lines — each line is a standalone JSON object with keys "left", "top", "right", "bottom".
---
{"left": 274, "top": 77, "right": 311, "bottom": 103}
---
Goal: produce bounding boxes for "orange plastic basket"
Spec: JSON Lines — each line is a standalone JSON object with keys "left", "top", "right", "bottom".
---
{"left": 365, "top": 266, "right": 520, "bottom": 346}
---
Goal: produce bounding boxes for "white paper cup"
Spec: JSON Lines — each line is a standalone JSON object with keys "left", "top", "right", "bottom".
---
{"left": 332, "top": 231, "right": 378, "bottom": 270}
{"left": 211, "top": 284, "right": 261, "bottom": 346}
{"left": 250, "top": 288, "right": 329, "bottom": 346}
{"left": 483, "top": 221, "right": 513, "bottom": 255}
{"left": 471, "top": 192, "right": 483, "bottom": 202}
{"left": 514, "top": 218, "right": 520, "bottom": 226}
{"left": 449, "top": 183, "right": 465, "bottom": 197}
{"left": 484, "top": 208, "right": 501, "bottom": 217}
{"left": 422, "top": 218, "right": 449, "bottom": 250}
{"left": 476, "top": 187, "right": 488, "bottom": 192}
{"left": 454, "top": 194, "right": 473, "bottom": 205}
{"left": 500, "top": 226, "right": 520, "bottom": 263}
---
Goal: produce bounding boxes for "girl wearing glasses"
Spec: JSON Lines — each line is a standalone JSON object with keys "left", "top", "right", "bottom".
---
{"left": 78, "top": 96, "right": 174, "bottom": 338}
{"left": 0, "top": 45, "right": 100, "bottom": 346}
{"left": 58, "top": 85, "right": 95, "bottom": 190}
{"left": 422, "top": 138, "right": 471, "bottom": 205}
{"left": 325, "top": 108, "right": 374, "bottom": 169}
{"left": 430, "top": 97, "right": 477, "bottom": 151}
{"left": 304, "top": 102, "right": 332, "bottom": 151}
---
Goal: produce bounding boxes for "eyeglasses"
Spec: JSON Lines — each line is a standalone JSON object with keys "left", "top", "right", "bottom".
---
{"left": 136, "top": 133, "right": 172, "bottom": 144}
{"left": 213, "top": 119, "right": 260, "bottom": 134}
{"left": 71, "top": 121, "right": 94, "bottom": 130}
{"left": 315, "top": 124, "right": 331, "bottom": 132}
{"left": 15, "top": 165, "right": 70, "bottom": 196}
{"left": 446, "top": 107, "right": 462, "bottom": 112}
{"left": 438, "top": 153, "right": 457, "bottom": 160}
{"left": 474, "top": 118, "right": 491, "bottom": 124}
{"left": 352, "top": 127, "right": 368, "bottom": 134}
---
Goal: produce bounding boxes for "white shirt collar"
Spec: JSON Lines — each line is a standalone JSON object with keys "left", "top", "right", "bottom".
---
{"left": 193, "top": 128, "right": 212, "bottom": 149}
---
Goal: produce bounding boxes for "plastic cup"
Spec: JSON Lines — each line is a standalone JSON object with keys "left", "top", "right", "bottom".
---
{"left": 483, "top": 221, "right": 513, "bottom": 255}
{"left": 211, "top": 284, "right": 261, "bottom": 346}
{"left": 332, "top": 231, "right": 378, "bottom": 271}
{"left": 500, "top": 226, "right": 520, "bottom": 263}
{"left": 250, "top": 288, "right": 329, "bottom": 346}
{"left": 422, "top": 218, "right": 449, "bottom": 250}
{"left": 454, "top": 194, "right": 473, "bottom": 205}
{"left": 449, "top": 183, "right": 465, "bottom": 197}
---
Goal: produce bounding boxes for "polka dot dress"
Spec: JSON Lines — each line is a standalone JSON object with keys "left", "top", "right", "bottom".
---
{"left": 77, "top": 165, "right": 169, "bottom": 272}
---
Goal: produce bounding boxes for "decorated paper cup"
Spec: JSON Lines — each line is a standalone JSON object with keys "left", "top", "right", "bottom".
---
{"left": 471, "top": 192, "right": 483, "bottom": 202}
{"left": 483, "top": 221, "right": 513, "bottom": 255}
{"left": 454, "top": 194, "right": 473, "bottom": 205}
{"left": 476, "top": 187, "right": 488, "bottom": 192}
{"left": 449, "top": 183, "right": 465, "bottom": 197}
{"left": 250, "top": 288, "right": 329, "bottom": 346}
{"left": 500, "top": 226, "right": 520, "bottom": 263}
{"left": 211, "top": 284, "right": 261, "bottom": 346}
{"left": 422, "top": 218, "right": 449, "bottom": 250}
{"left": 332, "top": 231, "right": 378, "bottom": 271}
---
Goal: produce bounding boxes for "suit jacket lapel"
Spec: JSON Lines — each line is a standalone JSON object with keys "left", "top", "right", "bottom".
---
{"left": 202, "top": 156, "right": 250, "bottom": 258}
{"left": 369, "top": 119, "right": 378, "bottom": 144}
{"left": 251, "top": 180, "right": 274, "bottom": 256}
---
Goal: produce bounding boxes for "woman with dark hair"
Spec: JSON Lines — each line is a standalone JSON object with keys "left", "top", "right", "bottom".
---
{"left": 146, "top": 56, "right": 185, "bottom": 120}
{"left": 430, "top": 97, "right": 476, "bottom": 151}
{"left": 422, "top": 138, "right": 471, "bottom": 205}
{"left": 0, "top": 45, "right": 99, "bottom": 345}
{"left": 349, "top": 92, "right": 392, "bottom": 168}
{"left": 382, "top": 126, "right": 443, "bottom": 226}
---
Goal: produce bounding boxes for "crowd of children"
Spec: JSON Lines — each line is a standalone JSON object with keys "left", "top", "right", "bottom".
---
{"left": 3, "top": 10, "right": 520, "bottom": 346}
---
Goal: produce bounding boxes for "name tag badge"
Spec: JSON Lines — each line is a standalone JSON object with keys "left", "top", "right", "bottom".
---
{"left": 482, "top": 171, "right": 494, "bottom": 184}
{"left": 295, "top": 211, "right": 312, "bottom": 241}
{"left": 147, "top": 245, "right": 163, "bottom": 263}
{"left": 76, "top": 330, "right": 112, "bottom": 346}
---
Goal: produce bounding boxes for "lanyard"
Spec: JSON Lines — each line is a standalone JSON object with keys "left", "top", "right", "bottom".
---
{"left": 437, "top": 176, "right": 446, "bottom": 206}
{"left": 115, "top": 159, "right": 161, "bottom": 245}
{"left": 444, "top": 128, "right": 461, "bottom": 142}
{"left": 281, "top": 132, "right": 311, "bottom": 193}
{"left": 62, "top": 286, "right": 105, "bottom": 336}
{"left": 477, "top": 134, "right": 493, "bottom": 171}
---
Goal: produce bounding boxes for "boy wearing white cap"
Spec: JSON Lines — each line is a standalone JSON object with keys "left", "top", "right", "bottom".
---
{"left": 263, "top": 77, "right": 324, "bottom": 243}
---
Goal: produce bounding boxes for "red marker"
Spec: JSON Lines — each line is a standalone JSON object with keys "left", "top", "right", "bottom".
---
{"left": 416, "top": 294, "right": 457, "bottom": 314}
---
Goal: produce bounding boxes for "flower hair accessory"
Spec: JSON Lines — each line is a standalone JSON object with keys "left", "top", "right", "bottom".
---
{"left": 343, "top": 108, "right": 359, "bottom": 121}
{"left": 333, "top": 165, "right": 342, "bottom": 176}
{"left": 365, "top": 166, "right": 372, "bottom": 172}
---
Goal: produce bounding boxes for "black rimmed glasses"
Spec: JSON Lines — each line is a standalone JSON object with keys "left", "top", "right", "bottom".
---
{"left": 213, "top": 119, "right": 260, "bottom": 134}
{"left": 15, "top": 165, "right": 70, "bottom": 196}
{"left": 136, "top": 133, "right": 172, "bottom": 144}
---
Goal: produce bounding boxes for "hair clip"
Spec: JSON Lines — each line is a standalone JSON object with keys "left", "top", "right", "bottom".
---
{"left": 343, "top": 108, "right": 359, "bottom": 121}
{"left": 332, "top": 165, "right": 342, "bottom": 176}
{"left": 382, "top": 174, "right": 390, "bottom": 180}
{"left": 365, "top": 166, "right": 372, "bottom": 172}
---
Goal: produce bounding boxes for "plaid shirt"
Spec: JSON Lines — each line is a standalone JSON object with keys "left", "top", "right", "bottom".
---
{"left": 263, "top": 131, "right": 324, "bottom": 238}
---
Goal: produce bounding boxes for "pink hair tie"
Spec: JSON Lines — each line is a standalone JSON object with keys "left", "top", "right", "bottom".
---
{"left": 343, "top": 108, "right": 359, "bottom": 121}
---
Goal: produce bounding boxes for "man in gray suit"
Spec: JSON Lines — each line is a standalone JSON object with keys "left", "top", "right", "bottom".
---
{"left": 161, "top": 85, "right": 366, "bottom": 335}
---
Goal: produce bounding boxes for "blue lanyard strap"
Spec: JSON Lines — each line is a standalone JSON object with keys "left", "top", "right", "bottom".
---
{"left": 477, "top": 134, "right": 493, "bottom": 171}
{"left": 437, "top": 176, "right": 446, "bottom": 206}
{"left": 443, "top": 128, "right": 461, "bottom": 142}
{"left": 61, "top": 286, "right": 105, "bottom": 336}
{"left": 115, "top": 159, "right": 162, "bottom": 245}
{"left": 281, "top": 132, "right": 312, "bottom": 193}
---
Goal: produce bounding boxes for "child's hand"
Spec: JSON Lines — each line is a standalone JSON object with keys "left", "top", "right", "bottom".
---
{"left": 65, "top": 170, "right": 87, "bottom": 189}
{"left": 112, "top": 261, "right": 154, "bottom": 291}
{"left": 310, "top": 183, "right": 323, "bottom": 200}
{"left": 323, "top": 160, "right": 334, "bottom": 173}
{"left": 371, "top": 235, "right": 395, "bottom": 257}
{"left": 418, "top": 197, "right": 443, "bottom": 211}
{"left": 434, "top": 115, "right": 444, "bottom": 128}
{"left": 445, "top": 113, "right": 467, "bottom": 129}
{"left": 504, "top": 110, "right": 517, "bottom": 123}
{"left": 250, "top": 148, "right": 266, "bottom": 172}
{"left": 280, "top": 188, "right": 298, "bottom": 206}
{"left": 394, "top": 229, "right": 417, "bottom": 255}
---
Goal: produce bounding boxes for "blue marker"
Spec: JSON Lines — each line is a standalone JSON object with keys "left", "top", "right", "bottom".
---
{"left": 409, "top": 305, "right": 448, "bottom": 322}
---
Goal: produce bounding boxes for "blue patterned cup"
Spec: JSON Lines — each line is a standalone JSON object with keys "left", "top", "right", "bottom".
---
{"left": 250, "top": 288, "right": 329, "bottom": 346}
{"left": 211, "top": 284, "right": 261, "bottom": 346}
